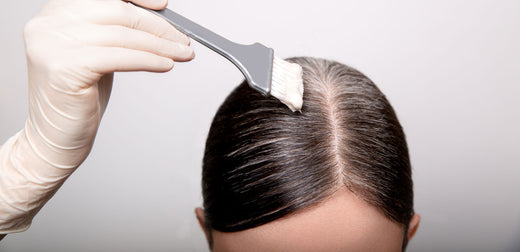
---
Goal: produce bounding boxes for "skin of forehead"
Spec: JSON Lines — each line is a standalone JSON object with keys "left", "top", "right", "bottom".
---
{"left": 210, "top": 188, "right": 405, "bottom": 252}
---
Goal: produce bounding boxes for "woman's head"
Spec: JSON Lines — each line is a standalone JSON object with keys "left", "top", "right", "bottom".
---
{"left": 198, "top": 57, "right": 420, "bottom": 251}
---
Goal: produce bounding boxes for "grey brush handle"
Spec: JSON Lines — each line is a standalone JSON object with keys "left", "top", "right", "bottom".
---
{"left": 145, "top": 7, "right": 273, "bottom": 95}
{"left": 153, "top": 8, "right": 237, "bottom": 59}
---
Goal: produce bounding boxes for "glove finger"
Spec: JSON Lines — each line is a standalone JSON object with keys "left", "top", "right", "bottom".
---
{"left": 84, "top": 46, "right": 175, "bottom": 74}
{"left": 87, "top": 1, "right": 190, "bottom": 45}
{"left": 125, "top": 0, "right": 168, "bottom": 10}
{"left": 79, "top": 24, "right": 194, "bottom": 62}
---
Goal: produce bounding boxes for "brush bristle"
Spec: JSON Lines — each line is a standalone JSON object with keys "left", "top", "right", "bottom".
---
{"left": 270, "top": 57, "right": 304, "bottom": 112}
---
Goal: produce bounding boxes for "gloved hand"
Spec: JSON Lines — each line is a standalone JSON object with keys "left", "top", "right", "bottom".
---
{"left": 0, "top": 0, "right": 193, "bottom": 233}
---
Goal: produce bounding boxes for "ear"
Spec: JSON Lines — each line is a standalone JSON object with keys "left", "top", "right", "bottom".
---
{"left": 195, "top": 207, "right": 211, "bottom": 243}
{"left": 407, "top": 213, "right": 421, "bottom": 241}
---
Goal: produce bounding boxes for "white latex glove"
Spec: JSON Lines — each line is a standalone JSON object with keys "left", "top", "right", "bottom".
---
{"left": 0, "top": 0, "right": 193, "bottom": 233}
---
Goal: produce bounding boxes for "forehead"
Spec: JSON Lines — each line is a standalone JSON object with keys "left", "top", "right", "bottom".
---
{"left": 211, "top": 188, "right": 404, "bottom": 252}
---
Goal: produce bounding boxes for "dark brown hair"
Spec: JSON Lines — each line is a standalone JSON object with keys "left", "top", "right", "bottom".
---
{"left": 202, "top": 57, "right": 414, "bottom": 248}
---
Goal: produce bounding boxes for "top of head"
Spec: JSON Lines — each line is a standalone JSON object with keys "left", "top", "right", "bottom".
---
{"left": 202, "top": 57, "right": 414, "bottom": 250}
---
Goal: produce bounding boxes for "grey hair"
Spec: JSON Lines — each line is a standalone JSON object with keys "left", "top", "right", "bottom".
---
{"left": 202, "top": 57, "right": 414, "bottom": 249}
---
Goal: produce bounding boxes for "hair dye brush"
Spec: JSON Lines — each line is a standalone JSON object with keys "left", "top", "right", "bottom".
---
{"left": 142, "top": 6, "right": 304, "bottom": 112}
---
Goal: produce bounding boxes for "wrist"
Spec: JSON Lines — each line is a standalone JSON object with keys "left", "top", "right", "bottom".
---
{"left": 24, "top": 117, "right": 94, "bottom": 171}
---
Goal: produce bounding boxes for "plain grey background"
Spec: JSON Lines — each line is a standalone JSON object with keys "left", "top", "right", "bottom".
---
{"left": 1, "top": 0, "right": 519, "bottom": 251}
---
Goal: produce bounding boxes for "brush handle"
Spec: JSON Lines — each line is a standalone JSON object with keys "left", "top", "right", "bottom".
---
{"left": 150, "top": 8, "right": 239, "bottom": 59}
{"left": 142, "top": 6, "right": 274, "bottom": 95}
